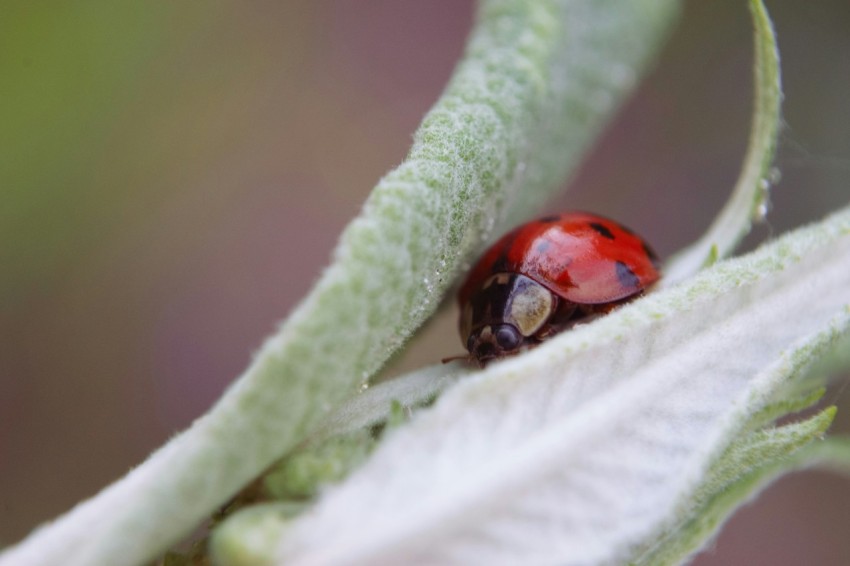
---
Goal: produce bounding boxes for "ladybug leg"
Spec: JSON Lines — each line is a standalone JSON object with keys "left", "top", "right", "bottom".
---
{"left": 441, "top": 353, "right": 475, "bottom": 364}
{"left": 533, "top": 325, "right": 558, "bottom": 341}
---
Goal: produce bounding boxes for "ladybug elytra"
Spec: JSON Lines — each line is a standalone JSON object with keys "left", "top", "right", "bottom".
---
{"left": 457, "top": 212, "right": 660, "bottom": 365}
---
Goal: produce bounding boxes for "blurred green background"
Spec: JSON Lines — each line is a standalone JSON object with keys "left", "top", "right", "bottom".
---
{"left": 2, "top": 1, "right": 849, "bottom": 562}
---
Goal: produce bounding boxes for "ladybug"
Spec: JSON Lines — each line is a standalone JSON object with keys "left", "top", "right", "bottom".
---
{"left": 457, "top": 211, "right": 660, "bottom": 365}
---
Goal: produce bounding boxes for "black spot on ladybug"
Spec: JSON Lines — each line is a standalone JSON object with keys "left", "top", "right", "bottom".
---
{"left": 589, "top": 222, "right": 615, "bottom": 240}
{"left": 538, "top": 215, "right": 561, "bottom": 223}
{"left": 535, "top": 239, "right": 551, "bottom": 253}
{"left": 615, "top": 261, "right": 640, "bottom": 290}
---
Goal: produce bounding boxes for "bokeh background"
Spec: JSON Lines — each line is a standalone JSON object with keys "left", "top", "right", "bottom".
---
{"left": 2, "top": 1, "right": 849, "bottom": 562}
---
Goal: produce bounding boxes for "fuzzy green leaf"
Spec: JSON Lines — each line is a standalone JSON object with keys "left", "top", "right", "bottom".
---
{"left": 209, "top": 503, "right": 303, "bottom": 566}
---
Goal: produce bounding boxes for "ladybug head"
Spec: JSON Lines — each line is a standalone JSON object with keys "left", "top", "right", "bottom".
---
{"left": 459, "top": 273, "right": 557, "bottom": 366}
{"left": 466, "top": 323, "right": 523, "bottom": 365}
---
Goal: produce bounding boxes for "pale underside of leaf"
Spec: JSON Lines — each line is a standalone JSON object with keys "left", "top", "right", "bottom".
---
{"left": 632, "top": 408, "right": 837, "bottom": 566}
{"left": 631, "top": 303, "right": 850, "bottom": 564}
{"left": 220, "top": 206, "right": 850, "bottom": 565}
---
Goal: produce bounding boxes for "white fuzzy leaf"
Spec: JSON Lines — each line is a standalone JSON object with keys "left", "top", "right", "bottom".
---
{"left": 268, "top": 206, "right": 850, "bottom": 566}
{"left": 631, "top": 407, "right": 836, "bottom": 565}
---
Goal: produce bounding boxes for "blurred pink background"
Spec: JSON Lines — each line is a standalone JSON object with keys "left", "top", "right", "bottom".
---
{"left": 2, "top": 1, "right": 849, "bottom": 562}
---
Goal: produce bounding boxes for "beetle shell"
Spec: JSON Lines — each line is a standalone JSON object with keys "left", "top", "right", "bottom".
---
{"left": 458, "top": 211, "right": 660, "bottom": 364}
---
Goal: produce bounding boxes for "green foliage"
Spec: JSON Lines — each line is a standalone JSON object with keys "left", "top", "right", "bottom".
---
{"left": 264, "top": 430, "right": 376, "bottom": 500}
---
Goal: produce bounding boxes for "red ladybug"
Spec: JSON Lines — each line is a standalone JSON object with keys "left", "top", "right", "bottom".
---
{"left": 457, "top": 212, "right": 660, "bottom": 365}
